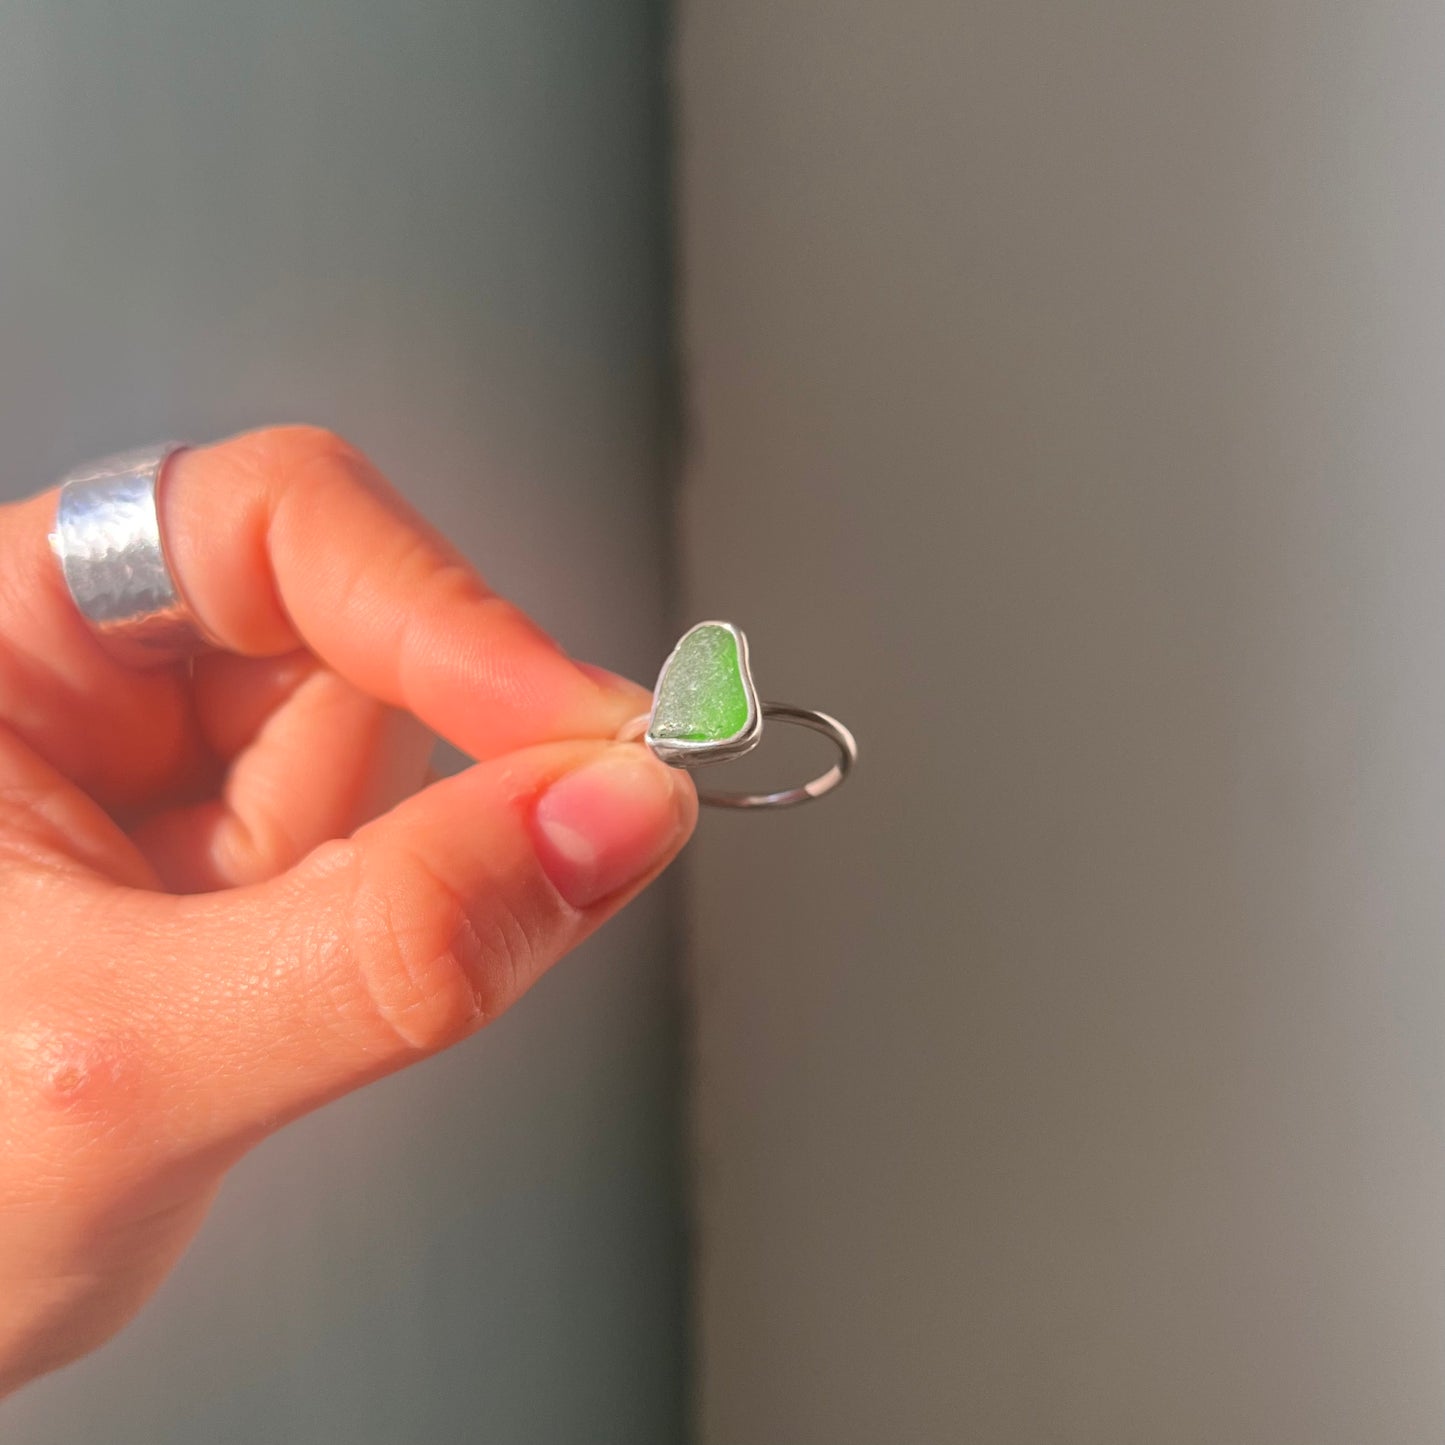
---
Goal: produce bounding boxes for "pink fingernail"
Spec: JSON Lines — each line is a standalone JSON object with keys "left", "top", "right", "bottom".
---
{"left": 532, "top": 748, "right": 685, "bottom": 908}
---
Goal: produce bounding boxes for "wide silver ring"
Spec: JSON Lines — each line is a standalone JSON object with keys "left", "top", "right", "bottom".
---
{"left": 49, "top": 443, "right": 212, "bottom": 667}
{"left": 635, "top": 620, "right": 857, "bottom": 809}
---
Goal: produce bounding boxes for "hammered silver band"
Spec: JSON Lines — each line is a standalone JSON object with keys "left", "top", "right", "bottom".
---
{"left": 49, "top": 443, "right": 212, "bottom": 667}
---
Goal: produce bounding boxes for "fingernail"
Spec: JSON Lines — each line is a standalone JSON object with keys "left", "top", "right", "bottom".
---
{"left": 577, "top": 661, "right": 654, "bottom": 712}
{"left": 532, "top": 747, "right": 685, "bottom": 908}
{"left": 576, "top": 660, "right": 640, "bottom": 691}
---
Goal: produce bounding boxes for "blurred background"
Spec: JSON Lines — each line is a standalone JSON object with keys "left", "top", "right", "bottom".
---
{"left": 680, "top": 5, "right": 1445, "bottom": 1442}
{"left": 10, "top": 1, "right": 1445, "bottom": 1443}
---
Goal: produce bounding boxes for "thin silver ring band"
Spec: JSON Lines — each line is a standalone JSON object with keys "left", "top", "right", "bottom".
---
{"left": 49, "top": 443, "right": 213, "bottom": 667}
{"left": 693, "top": 703, "right": 856, "bottom": 810}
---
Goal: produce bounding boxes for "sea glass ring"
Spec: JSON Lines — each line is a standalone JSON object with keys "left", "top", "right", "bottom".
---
{"left": 634, "top": 620, "right": 857, "bottom": 809}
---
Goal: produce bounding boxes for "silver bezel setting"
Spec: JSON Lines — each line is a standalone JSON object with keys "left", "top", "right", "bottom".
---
{"left": 644, "top": 619, "right": 763, "bottom": 768}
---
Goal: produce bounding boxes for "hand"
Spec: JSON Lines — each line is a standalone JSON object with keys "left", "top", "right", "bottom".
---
{"left": 0, "top": 427, "right": 696, "bottom": 1395}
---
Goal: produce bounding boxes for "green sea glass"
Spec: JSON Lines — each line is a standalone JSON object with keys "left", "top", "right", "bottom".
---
{"left": 648, "top": 622, "right": 753, "bottom": 745}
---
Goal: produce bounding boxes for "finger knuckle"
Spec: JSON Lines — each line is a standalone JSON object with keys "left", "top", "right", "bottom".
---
{"left": 233, "top": 425, "right": 378, "bottom": 517}
{"left": 255, "top": 423, "right": 367, "bottom": 479}
{"left": 345, "top": 844, "right": 527, "bottom": 1056}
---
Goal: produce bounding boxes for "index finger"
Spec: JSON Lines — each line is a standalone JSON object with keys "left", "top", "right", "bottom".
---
{"left": 0, "top": 427, "right": 648, "bottom": 804}
{"left": 163, "top": 428, "right": 649, "bottom": 759}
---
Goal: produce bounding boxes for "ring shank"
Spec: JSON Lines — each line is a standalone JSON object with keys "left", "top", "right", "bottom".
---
{"left": 694, "top": 703, "right": 857, "bottom": 809}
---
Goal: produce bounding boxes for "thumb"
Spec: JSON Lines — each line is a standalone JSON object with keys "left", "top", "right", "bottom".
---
{"left": 123, "top": 740, "right": 695, "bottom": 1149}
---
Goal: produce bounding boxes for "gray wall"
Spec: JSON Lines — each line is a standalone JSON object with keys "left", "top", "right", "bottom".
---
{"left": 679, "top": 3, "right": 1445, "bottom": 1442}
{"left": 0, "top": 3, "right": 682, "bottom": 1442}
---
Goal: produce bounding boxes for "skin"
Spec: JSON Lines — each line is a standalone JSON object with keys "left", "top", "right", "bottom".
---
{"left": 0, "top": 426, "right": 697, "bottom": 1397}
